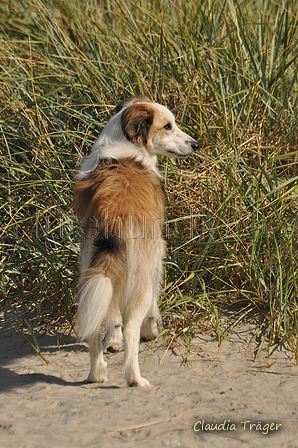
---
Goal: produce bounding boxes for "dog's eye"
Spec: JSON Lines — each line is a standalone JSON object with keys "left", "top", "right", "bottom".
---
{"left": 164, "top": 123, "right": 172, "bottom": 131}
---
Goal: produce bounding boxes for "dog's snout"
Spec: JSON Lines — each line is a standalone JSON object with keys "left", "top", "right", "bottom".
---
{"left": 191, "top": 141, "right": 200, "bottom": 151}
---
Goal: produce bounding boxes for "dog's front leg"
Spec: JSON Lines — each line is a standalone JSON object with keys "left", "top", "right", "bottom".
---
{"left": 123, "top": 302, "right": 151, "bottom": 387}
{"left": 103, "top": 308, "right": 123, "bottom": 352}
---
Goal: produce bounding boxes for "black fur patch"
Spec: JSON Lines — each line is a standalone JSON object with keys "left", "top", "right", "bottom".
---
{"left": 91, "top": 237, "right": 125, "bottom": 266}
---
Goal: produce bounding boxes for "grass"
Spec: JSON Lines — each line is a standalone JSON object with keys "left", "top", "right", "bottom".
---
{"left": 1, "top": 0, "right": 298, "bottom": 357}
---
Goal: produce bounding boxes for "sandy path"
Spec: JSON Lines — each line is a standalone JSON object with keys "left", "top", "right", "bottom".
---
{"left": 0, "top": 316, "right": 297, "bottom": 448}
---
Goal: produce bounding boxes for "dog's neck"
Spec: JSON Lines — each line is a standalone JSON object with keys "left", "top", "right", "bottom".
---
{"left": 77, "top": 106, "right": 163, "bottom": 181}
{"left": 77, "top": 141, "right": 160, "bottom": 180}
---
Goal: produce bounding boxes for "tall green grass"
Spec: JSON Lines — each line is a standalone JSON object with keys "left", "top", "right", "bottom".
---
{"left": 1, "top": 0, "right": 298, "bottom": 355}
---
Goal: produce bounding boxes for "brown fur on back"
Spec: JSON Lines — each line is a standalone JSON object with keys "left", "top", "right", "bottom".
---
{"left": 74, "top": 157, "right": 165, "bottom": 248}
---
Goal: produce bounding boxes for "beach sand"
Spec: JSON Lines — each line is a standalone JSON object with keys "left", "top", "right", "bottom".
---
{"left": 0, "top": 315, "right": 297, "bottom": 448}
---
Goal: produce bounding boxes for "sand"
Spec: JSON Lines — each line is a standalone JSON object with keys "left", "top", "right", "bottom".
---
{"left": 0, "top": 315, "right": 297, "bottom": 448}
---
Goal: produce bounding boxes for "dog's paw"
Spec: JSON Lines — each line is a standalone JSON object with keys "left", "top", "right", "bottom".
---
{"left": 88, "top": 365, "right": 108, "bottom": 383}
{"left": 103, "top": 339, "right": 123, "bottom": 353}
{"left": 103, "top": 326, "right": 123, "bottom": 352}
{"left": 128, "top": 376, "right": 151, "bottom": 387}
{"left": 88, "top": 372, "right": 108, "bottom": 383}
{"left": 140, "top": 318, "right": 159, "bottom": 341}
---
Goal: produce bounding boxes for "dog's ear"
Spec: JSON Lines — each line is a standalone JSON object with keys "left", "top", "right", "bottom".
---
{"left": 121, "top": 104, "right": 154, "bottom": 147}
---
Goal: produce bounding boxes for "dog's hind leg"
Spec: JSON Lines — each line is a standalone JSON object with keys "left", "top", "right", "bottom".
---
{"left": 76, "top": 273, "right": 113, "bottom": 383}
{"left": 88, "top": 332, "right": 108, "bottom": 383}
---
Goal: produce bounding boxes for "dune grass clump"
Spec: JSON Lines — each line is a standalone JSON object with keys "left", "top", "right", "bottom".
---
{"left": 1, "top": 0, "right": 298, "bottom": 356}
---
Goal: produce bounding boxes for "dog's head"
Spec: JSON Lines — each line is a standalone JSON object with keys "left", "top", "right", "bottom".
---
{"left": 77, "top": 98, "right": 199, "bottom": 180}
{"left": 118, "top": 98, "right": 199, "bottom": 158}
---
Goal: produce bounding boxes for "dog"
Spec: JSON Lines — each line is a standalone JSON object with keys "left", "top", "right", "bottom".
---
{"left": 74, "top": 97, "right": 199, "bottom": 386}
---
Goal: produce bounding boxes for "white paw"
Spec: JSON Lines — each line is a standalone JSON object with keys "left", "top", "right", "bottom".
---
{"left": 104, "top": 326, "right": 123, "bottom": 352}
{"left": 128, "top": 376, "right": 151, "bottom": 387}
{"left": 88, "top": 365, "right": 108, "bottom": 383}
{"left": 103, "top": 338, "right": 123, "bottom": 353}
{"left": 140, "top": 318, "right": 159, "bottom": 341}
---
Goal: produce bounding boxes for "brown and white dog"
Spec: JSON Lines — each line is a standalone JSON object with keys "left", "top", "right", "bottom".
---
{"left": 74, "top": 97, "right": 198, "bottom": 386}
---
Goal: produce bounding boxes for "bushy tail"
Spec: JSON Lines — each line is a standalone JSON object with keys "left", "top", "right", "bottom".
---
{"left": 76, "top": 273, "right": 113, "bottom": 341}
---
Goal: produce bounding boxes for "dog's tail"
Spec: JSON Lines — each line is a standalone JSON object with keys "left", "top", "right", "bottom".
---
{"left": 76, "top": 272, "right": 113, "bottom": 341}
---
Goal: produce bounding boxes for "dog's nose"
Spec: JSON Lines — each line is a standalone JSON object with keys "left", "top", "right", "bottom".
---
{"left": 191, "top": 141, "right": 200, "bottom": 151}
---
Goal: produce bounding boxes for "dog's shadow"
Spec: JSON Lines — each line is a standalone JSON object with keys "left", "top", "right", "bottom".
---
{"left": 0, "top": 326, "right": 124, "bottom": 392}
{"left": 0, "top": 366, "right": 122, "bottom": 391}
